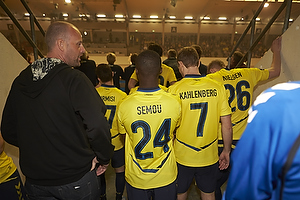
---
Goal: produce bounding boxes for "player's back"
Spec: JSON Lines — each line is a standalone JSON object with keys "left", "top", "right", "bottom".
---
{"left": 168, "top": 75, "right": 230, "bottom": 167}
{"left": 117, "top": 88, "right": 181, "bottom": 189}
{"left": 207, "top": 68, "right": 269, "bottom": 143}
{"left": 96, "top": 84, "right": 127, "bottom": 151}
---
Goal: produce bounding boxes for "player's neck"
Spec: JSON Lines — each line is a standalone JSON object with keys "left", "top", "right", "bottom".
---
{"left": 139, "top": 80, "right": 158, "bottom": 89}
{"left": 185, "top": 66, "right": 200, "bottom": 76}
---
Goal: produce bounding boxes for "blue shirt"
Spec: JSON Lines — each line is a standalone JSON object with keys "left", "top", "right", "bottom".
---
{"left": 224, "top": 81, "right": 300, "bottom": 200}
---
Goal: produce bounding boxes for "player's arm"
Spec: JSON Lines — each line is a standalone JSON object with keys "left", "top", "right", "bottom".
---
{"left": 128, "top": 78, "right": 138, "bottom": 90}
{"left": 0, "top": 133, "right": 4, "bottom": 154}
{"left": 267, "top": 37, "right": 282, "bottom": 79}
{"left": 219, "top": 114, "right": 232, "bottom": 170}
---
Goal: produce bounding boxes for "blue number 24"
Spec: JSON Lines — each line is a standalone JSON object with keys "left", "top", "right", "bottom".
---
{"left": 131, "top": 118, "right": 171, "bottom": 160}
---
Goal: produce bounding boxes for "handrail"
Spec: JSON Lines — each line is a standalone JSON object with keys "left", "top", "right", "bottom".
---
{"left": 228, "top": 0, "right": 291, "bottom": 68}
{"left": 0, "top": 0, "right": 44, "bottom": 59}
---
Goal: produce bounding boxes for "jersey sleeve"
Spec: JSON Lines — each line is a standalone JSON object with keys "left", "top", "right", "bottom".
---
{"left": 130, "top": 69, "right": 138, "bottom": 81}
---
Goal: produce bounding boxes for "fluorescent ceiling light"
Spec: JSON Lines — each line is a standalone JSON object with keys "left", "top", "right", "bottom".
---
{"left": 63, "top": 13, "right": 68, "bottom": 17}
{"left": 115, "top": 14, "right": 124, "bottom": 18}
{"left": 185, "top": 16, "right": 193, "bottom": 19}
{"left": 150, "top": 15, "right": 158, "bottom": 18}
{"left": 24, "top": 13, "right": 30, "bottom": 16}
{"left": 264, "top": 3, "right": 269, "bottom": 7}
{"left": 218, "top": 17, "right": 227, "bottom": 20}
{"left": 169, "top": 16, "right": 176, "bottom": 19}
{"left": 65, "top": 0, "right": 71, "bottom": 3}
{"left": 203, "top": 16, "right": 210, "bottom": 20}
{"left": 133, "top": 15, "right": 141, "bottom": 18}
{"left": 289, "top": 18, "right": 294, "bottom": 22}
{"left": 97, "top": 14, "right": 106, "bottom": 18}
{"left": 256, "top": 18, "right": 260, "bottom": 21}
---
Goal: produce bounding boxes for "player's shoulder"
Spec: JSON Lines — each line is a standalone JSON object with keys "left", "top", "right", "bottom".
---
{"left": 161, "top": 63, "right": 173, "bottom": 71}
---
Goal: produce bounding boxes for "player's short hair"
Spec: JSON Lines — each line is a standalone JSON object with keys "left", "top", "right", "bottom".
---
{"left": 177, "top": 47, "right": 199, "bottom": 68}
{"left": 136, "top": 50, "right": 161, "bottom": 77}
{"left": 130, "top": 53, "right": 138, "bottom": 65}
{"left": 96, "top": 63, "right": 113, "bottom": 83}
{"left": 106, "top": 53, "right": 116, "bottom": 65}
{"left": 191, "top": 44, "right": 203, "bottom": 58}
{"left": 148, "top": 43, "right": 163, "bottom": 57}
{"left": 167, "top": 49, "right": 177, "bottom": 58}
{"left": 207, "top": 60, "right": 225, "bottom": 73}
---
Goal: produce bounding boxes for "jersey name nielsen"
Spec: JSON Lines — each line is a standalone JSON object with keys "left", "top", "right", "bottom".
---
{"left": 222, "top": 72, "right": 242, "bottom": 81}
{"left": 101, "top": 95, "right": 115, "bottom": 102}
{"left": 137, "top": 104, "right": 162, "bottom": 115}
{"left": 179, "top": 89, "right": 217, "bottom": 100}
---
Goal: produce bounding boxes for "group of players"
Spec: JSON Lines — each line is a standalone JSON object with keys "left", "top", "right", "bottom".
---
{"left": 95, "top": 37, "right": 282, "bottom": 200}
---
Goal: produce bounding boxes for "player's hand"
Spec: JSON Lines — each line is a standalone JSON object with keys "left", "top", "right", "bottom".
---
{"left": 271, "top": 36, "right": 282, "bottom": 54}
{"left": 219, "top": 151, "right": 230, "bottom": 170}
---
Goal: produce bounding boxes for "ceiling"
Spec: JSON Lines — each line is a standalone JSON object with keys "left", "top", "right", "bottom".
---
{"left": 1, "top": 0, "right": 300, "bottom": 23}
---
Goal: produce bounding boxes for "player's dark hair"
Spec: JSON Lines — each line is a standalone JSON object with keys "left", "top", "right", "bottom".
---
{"left": 136, "top": 50, "right": 161, "bottom": 77}
{"left": 148, "top": 43, "right": 163, "bottom": 57}
{"left": 177, "top": 47, "right": 199, "bottom": 68}
{"left": 130, "top": 53, "right": 138, "bottom": 65}
{"left": 95, "top": 63, "right": 113, "bottom": 83}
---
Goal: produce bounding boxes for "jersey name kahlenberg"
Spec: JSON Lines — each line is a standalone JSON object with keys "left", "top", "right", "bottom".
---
{"left": 137, "top": 104, "right": 162, "bottom": 115}
{"left": 179, "top": 89, "right": 217, "bottom": 100}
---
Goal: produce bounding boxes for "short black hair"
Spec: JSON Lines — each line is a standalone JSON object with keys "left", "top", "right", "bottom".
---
{"left": 95, "top": 64, "right": 112, "bottom": 83}
{"left": 148, "top": 43, "right": 163, "bottom": 57}
{"left": 136, "top": 50, "right": 161, "bottom": 77}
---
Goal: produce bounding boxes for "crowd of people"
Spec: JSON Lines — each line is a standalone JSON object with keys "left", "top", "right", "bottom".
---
{"left": 3, "top": 20, "right": 300, "bottom": 200}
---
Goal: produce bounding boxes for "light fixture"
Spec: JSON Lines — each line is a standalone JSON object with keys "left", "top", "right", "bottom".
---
{"left": 256, "top": 18, "right": 260, "bottom": 21}
{"left": 264, "top": 3, "right": 269, "bottom": 8}
{"left": 184, "top": 16, "right": 193, "bottom": 19}
{"left": 218, "top": 17, "right": 227, "bottom": 20}
{"left": 97, "top": 14, "right": 106, "bottom": 18}
{"left": 135, "top": 30, "right": 138, "bottom": 32}
{"left": 152, "top": 30, "right": 155, "bottom": 32}
{"left": 62, "top": 13, "right": 68, "bottom": 17}
{"left": 83, "top": 31, "right": 88, "bottom": 36}
{"left": 24, "top": 13, "right": 30, "bottom": 16}
{"left": 65, "top": 0, "right": 71, "bottom": 3}
{"left": 289, "top": 18, "right": 294, "bottom": 22}
{"left": 169, "top": 16, "right": 176, "bottom": 19}
{"left": 133, "top": 15, "right": 141, "bottom": 18}
{"left": 150, "top": 15, "right": 158, "bottom": 19}
{"left": 203, "top": 16, "right": 210, "bottom": 20}
{"left": 115, "top": 14, "right": 124, "bottom": 18}
{"left": 42, "top": 13, "right": 46, "bottom": 17}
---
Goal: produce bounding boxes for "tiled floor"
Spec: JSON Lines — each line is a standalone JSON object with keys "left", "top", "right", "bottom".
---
{"left": 104, "top": 165, "right": 227, "bottom": 200}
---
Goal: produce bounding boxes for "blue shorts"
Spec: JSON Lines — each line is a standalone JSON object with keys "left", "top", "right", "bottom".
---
{"left": 111, "top": 147, "right": 125, "bottom": 169}
{"left": 177, "top": 162, "right": 218, "bottom": 193}
{"left": 126, "top": 180, "right": 177, "bottom": 200}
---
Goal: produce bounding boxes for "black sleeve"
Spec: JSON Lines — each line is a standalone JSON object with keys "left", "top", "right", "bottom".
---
{"left": 70, "top": 72, "right": 114, "bottom": 165}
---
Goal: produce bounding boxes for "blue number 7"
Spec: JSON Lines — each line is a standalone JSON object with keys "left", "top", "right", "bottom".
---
{"left": 106, "top": 105, "right": 116, "bottom": 129}
{"left": 190, "top": 102, "right": 208, "bottom": 137}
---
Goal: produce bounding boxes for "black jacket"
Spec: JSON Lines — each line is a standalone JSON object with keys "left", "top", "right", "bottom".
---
{"left": 1, "top": 58, "right": 114, "bottom": 186}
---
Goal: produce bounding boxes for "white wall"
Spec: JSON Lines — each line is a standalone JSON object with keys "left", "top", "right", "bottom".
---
{"left": 0, "top": 32, "right": 28, "bottom": 183}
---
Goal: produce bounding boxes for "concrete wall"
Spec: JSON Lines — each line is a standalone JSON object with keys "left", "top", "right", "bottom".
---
{"left": 253, "top": 15, "right": 300, "bottom": 99}
{"left": 0, "top": 32, "right": 28, "bottom": 182}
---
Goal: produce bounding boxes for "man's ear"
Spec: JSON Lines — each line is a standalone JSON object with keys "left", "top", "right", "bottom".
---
{"left": 57, "top": 39, "right": 65, "bottom": 51}
{"left": 178, "top": 61, "right": 184, "bottom": 68}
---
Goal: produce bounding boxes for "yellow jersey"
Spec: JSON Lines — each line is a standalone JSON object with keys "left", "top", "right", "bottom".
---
{"left": 207, "top": 68, "right": 269, "bottom": 148}
{"left": 168, "top": 75, "right": 231, "bottom": 167}
{"left": 96, "top": 84, "right": 127, "bottom": 151}
{"left": 117, "top": 88, "right": 181, "bottom": 189}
